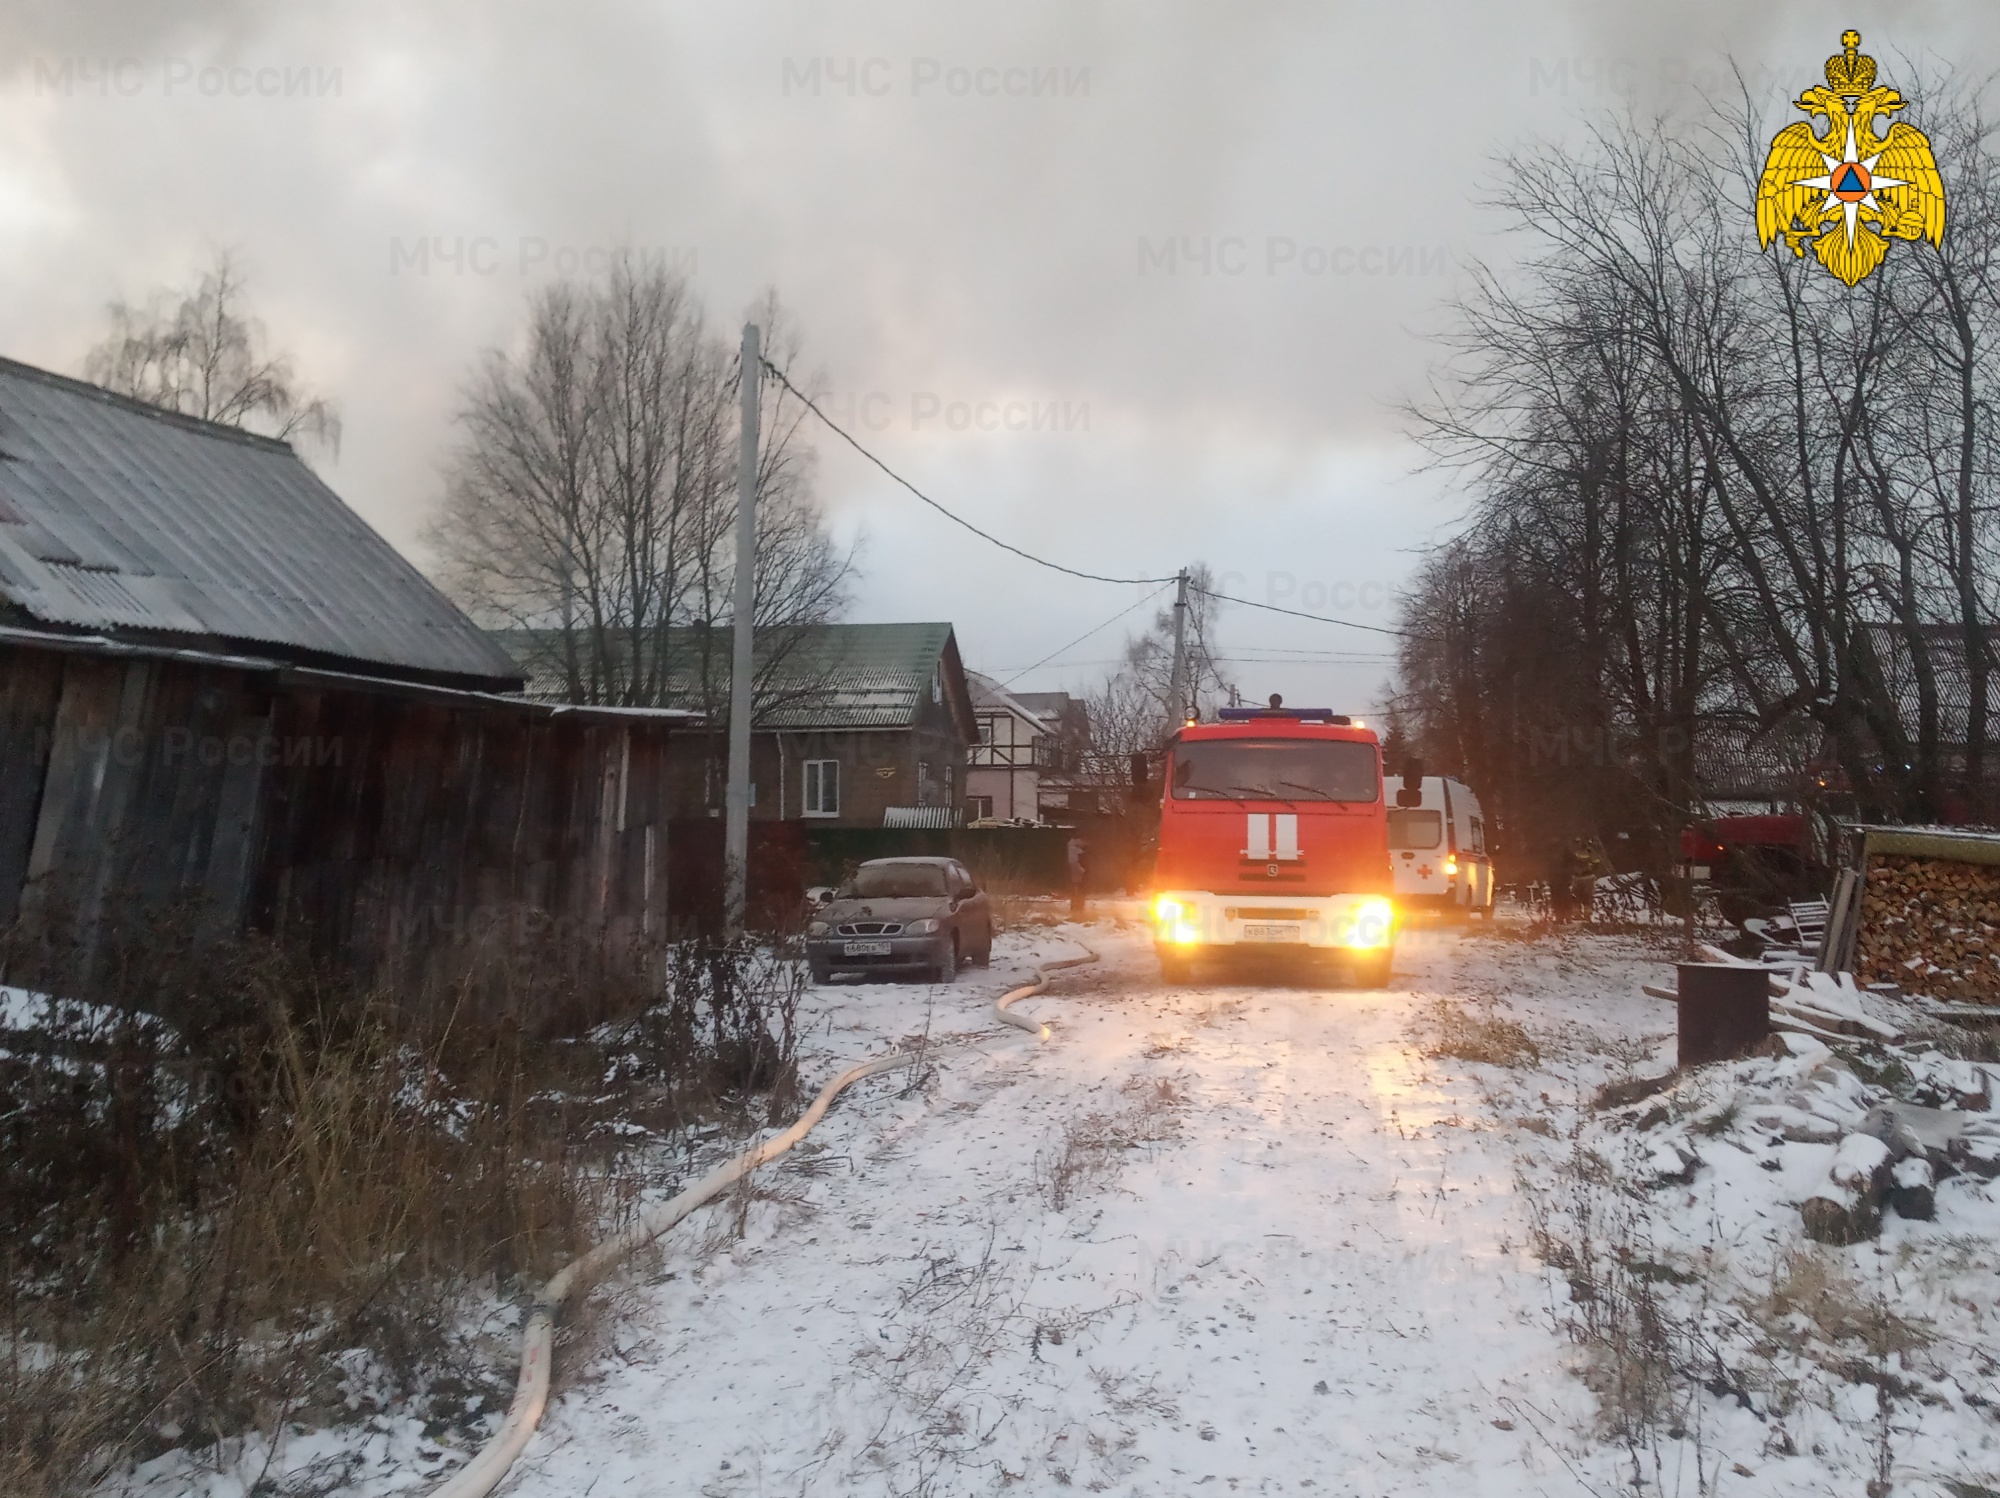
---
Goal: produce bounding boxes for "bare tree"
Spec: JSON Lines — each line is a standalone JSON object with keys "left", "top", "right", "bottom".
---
{"left": 83, "top": 251, "right": 340, "bottom": 452}
{"left": 1399, "top": 72, "right": 2000, "bottom": 895}
{"left": 429, "top": 259, "right": 854, "bottom": 708}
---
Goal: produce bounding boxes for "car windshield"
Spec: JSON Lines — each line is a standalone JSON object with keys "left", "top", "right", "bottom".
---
{"left": 842, "top": 863, "right": 947, "bottom": 899}
{"left": 1170, "top": 739, "right": 1379, "bottom": 803}
{"left": 1387, "top": 809, "right": 1443, "bottom": 849}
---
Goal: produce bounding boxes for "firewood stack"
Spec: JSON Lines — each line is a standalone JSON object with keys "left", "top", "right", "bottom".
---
{"left": 1855, "top": 853, "right": 2000, "bottom": 1003}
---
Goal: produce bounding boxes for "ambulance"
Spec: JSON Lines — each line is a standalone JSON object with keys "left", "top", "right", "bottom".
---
{"left": 1386, "top": 774, "right": 1494, "bottom": 919}
{"left": 1148, "top": 698, "right": 1395, "bottom": 986}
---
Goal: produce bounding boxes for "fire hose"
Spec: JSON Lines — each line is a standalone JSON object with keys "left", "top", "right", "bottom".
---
{"left": 427, "top": 944, "right": 1098, "bottom": 1498}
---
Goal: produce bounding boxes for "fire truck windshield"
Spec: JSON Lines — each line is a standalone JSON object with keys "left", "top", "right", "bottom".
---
{"left": 1170, "top": 738, "right": 1379, "bottom": 803}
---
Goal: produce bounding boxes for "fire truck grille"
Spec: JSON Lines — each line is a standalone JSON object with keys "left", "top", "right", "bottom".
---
{"left": 1226, "top": 908, "right": 1314, "bottom": 921}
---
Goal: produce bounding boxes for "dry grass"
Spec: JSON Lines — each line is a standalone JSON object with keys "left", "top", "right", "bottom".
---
{"left": 1190, "top": 997, "right": 1247, "bottom": 1029}
{"left": 1751, "top": 1250, "right": 1934, "bottom": 1366}
{"left": 1414, "top": 997, "right": 1542, "bottom": 1068}
{"left": 0, "top": 911, "right": 804, "bottom": 1497}
{"left": 1521, "top": 1140, "right": 1729, "bottom": 1485}
{"left": 986, "top": 887, "right": 1072, "bottom": 932}
{"left": 1522, "top": 1130, "right": 1957, "bottom": 1495}
{"left": 1036, "top": 1078, "right": 1185, "bottom": 1212}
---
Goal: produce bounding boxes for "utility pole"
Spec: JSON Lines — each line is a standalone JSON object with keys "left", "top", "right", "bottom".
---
{"left": 1167, "top": 567, "right": 1190, "bottom": 727}
{"left": 724, "top": 323, "right": 760, "bottom": 933}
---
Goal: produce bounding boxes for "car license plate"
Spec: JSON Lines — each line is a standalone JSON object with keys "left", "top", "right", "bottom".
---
{"left": 843, "top": 940, "right": 892, "bottom": 956}
{"left": 1241, "top": 924, "right": 1302, "bottom": 942}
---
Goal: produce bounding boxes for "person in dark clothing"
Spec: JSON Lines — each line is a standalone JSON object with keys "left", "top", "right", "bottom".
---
{"left": 1067, "top": 834, "right": 1088, "bottom": 918}
{"left": 1562, "top": 837, "right": 1603, "bottom": 923}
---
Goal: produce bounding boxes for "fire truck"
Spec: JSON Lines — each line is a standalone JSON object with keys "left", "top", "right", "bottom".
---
{"left": 1148, "top": 698, "right": 1396, "bottom": 986}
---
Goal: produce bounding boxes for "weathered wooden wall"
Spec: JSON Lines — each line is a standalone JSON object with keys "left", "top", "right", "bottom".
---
{"left": 0, "top": 641, "right": 676, "bottom": 977}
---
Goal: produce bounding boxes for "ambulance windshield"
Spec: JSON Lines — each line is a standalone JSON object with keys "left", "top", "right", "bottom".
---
{"left": 1170, "top": 739, "right": 1378, "bottom": 802}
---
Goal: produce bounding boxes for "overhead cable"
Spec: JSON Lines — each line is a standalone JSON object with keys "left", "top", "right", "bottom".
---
{"left": 761, "top": 358, "right": 1178, "bottom": 587}
{"left": 1193, "top": 587, "right": 1407, "bottom": 639}
{"left": 999, "top": 582, "right": 1173, "bottom": 687}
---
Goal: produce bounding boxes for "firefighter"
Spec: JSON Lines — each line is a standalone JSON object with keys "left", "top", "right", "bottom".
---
{"left": 1562, "top": 836, "right": 1604, "bottom": 923}
{"left": 1067, "top": 833, "right": 1088, "bottom": 918}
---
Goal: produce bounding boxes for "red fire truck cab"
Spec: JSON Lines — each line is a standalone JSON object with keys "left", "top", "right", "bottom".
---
{"left": 1149, "top": 701, "right": 1396, "bottom": 987}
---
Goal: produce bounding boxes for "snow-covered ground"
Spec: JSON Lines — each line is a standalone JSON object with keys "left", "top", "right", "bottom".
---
{"left": 111, "top": 918, "right": 2000, "bottom": 1496}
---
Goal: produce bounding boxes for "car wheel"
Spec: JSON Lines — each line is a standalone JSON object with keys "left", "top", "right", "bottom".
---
{"left": 809, "top": 957, "right": 833, "bottom": 984}
{"left": 1350, "top": 953, "right": 1393, "bottom": 989}
{"left": 933, "top": 937, "right": 959, "bottom": 985}
{"left": 1159, "top": 951, "right": 1192, "bottom": 985}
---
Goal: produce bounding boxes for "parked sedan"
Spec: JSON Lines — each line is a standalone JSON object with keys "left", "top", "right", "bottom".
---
{"left": 806, "top": 856, "right": 993, "bottom": 983}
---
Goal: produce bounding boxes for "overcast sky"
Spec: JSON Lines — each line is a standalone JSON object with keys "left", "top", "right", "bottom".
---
{"left": 3, "top": 1, "right": 1994, "bottom": 711}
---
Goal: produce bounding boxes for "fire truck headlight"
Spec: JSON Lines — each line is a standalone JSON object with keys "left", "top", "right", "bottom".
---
{"left": 1336, "top": 897, "right": 1396, "bottom": 950}
{"left": 1153, "top": 896, "right": 1200, "bottom": 945}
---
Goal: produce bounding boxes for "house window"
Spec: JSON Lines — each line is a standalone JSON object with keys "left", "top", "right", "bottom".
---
{"left": 967, "top": 795, "right": 994, "bottom": 821}
{"left": 803, "top": 759, "right": 840, "bottom": 817}
{"left": 917, "top": 759, "right": 934, "bottom": 804}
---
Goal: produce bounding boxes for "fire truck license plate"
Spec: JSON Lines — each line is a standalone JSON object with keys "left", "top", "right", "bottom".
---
{"left": 843, "top": 941, "right": 892, "bottom": 956}
{"left": 1241, "top": 924, "right": 1302, "bottom": 943}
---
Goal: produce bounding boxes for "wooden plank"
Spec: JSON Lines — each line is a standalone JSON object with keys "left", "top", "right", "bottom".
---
{"left": 1818, "top": 867, "right": 1859, "bottom": 974}
{"left": 0, "top": 646, "right": 64, "bottom": 928}
{"left": 1863, "top": 828, "right": 2000, "bottom": 866}
{"left": 201, "top": 700, "right": 275, "bottom": 936}
{"left": 20, "top": 658, "right": 153, "bottom": 953}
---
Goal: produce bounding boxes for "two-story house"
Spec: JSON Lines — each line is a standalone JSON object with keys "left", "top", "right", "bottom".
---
{"left": 965, "top": 672, "right": 1056, "bottom": 823}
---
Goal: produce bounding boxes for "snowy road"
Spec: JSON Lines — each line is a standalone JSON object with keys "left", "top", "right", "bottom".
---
{"left": 499, "top": 922, "right": 1667, "bottom": 1497}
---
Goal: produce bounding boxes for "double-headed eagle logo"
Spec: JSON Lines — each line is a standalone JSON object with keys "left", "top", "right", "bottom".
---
{"left": 1756, "top": 30, "right": 1945, "bottom": 286}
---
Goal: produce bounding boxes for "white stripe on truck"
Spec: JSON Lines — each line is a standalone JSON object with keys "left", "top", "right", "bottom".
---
{"left": 1244, "top": 813, "right": 1270, "bottom": 859}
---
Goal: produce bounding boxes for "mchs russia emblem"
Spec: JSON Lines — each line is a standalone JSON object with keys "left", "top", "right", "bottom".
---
{"left": 1756, "top": 30, "right": 1945, "bottom": 287}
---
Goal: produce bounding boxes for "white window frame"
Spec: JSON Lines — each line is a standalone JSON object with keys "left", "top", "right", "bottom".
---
{"left": 802, "top": 758, "right": 840, "bottom": 818}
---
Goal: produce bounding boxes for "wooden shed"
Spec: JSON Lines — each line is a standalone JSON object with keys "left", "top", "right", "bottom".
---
{"left": 0, "top": 356, "right": 695, "bottom": 974}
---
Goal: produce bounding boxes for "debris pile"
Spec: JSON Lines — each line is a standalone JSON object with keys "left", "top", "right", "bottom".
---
{"left": 1597, "top": 973, "right": 2000, "bottom": 1244}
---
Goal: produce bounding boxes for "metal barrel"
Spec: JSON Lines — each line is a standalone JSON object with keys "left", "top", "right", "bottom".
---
{"left": 1675, "top": 962, "right": 1770, "bottom": 1068}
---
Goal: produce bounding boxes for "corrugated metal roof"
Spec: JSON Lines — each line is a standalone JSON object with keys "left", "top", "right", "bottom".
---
{"left": 0, "top": 357, "right": 525, "bottom": 689}
{"left": 1858, "top": 623, "right": 1996, "bottom": 748}
{"left": 497, "top": 622, "right": 963, "bottom": 730}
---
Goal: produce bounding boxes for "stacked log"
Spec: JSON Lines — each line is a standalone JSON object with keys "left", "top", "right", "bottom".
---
{"left": 1854, "top": 854, "right": 2000, "bottom": 1003}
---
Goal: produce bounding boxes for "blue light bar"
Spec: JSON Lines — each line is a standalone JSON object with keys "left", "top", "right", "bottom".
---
{"left": 1214, "top": 707, "right": 1350, "bottom": 724}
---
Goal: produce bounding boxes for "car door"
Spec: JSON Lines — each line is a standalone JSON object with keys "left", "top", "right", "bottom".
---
{"left": 950, "top": 861, "right": 991, "bottom": 955}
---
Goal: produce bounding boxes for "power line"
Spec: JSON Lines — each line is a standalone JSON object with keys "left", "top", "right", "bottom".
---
{"left": 998, "top": 582, "right": 1174, "bottom": 687}
{"left": 990, "top": 656, "right": 1382, "bottom": 670}
{"left": 1195, "top": 586, "right": 1407, "bottom": 639}
{"left": 763, "top": 359, "right": 1178, "bottom": 587}
{"left": 1221, "top": 647, "right": 1398, "bottom": 660}
{"left": 757, "top": 359, "right": 1414, "bottom": 641}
